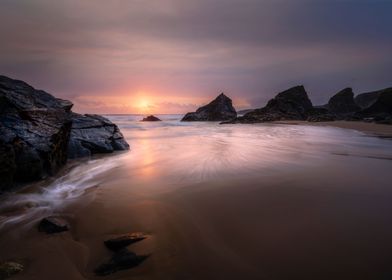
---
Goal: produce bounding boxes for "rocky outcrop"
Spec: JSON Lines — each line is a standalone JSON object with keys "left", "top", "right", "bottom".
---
{"left": 327, "top": 88, "right": 360, "bottom": 116}
{"left": 0, "top": 76, "right": 72, "bottom": 190}
{"left": 68, "top": 113, "right": 129, "bottom": 158}
{"left": 181, "top": 93, "right": 237, "bottom": 121}
{"left": 0, "top": 75, "right": 129, "bottom": 191}
{"left": 227, "top": 86, "right": 313, "bottom": 123}
{"left": 141, "top": 115, "right": 161, "bottom": 122}
{"left": 104, "top": 232, "right": 147, "bottom": 251}
{"left": 355, "top": 90, "right": 382, "bottom": 109}
{"left": 356, "top": 88, "right": 392, "bottom": 122}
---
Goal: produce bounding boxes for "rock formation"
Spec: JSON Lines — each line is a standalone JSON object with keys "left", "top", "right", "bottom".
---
{"left": 355, "top": 90, "right": 382, "bottom": 109}
{"left": 181, "top": 93, "right": 237, "bottom": 121}
{"left": 227, "top": 86, "right": 313, "bottom": 123}
{"left": 141, "top": 115, "right": 161, "bottom": 122}
{"left": 327, "top": 88, "right": 360, "bottom": 116}
{"left": 356, "top": 88, "right": 392, "bottom": 123}
{"left": 0, "top": 75, "right": 129, "bottom": 191}
{"left": 68, "top": 113, "right": 129, "bottom": 158}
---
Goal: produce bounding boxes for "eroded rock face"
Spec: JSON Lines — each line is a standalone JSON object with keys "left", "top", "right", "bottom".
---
{"left": 68, "top": 113, "right": 129, "bottom": 158}
{"left": 181, "top": 93, "right": 237, "bottom": 121}
{"left": 0, "top": 76, "right": 72, "bottom": 190}
{"left": 327, "top": 88, "right": 360, "bottom": 116}
{"left": 355, "top": 90, "right": 382, "bottom": 109}
{"left": 228, "top": 86, "right": 313, "bottom": 123}
{"left": 356, "top": 88, "right": 392, "bottom": 122}
{"left": 0, "top": 75, "right": 129, "bottom": 190}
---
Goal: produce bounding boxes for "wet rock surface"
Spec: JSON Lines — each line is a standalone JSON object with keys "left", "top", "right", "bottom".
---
{"left": 68, "top": 113, "right": 129, "bottom": 158}
{"left": 38, "top": 216, "right": 69, "bottom": 234}
{"left": 182, "top": 93, "right": 237, "bottom": 121}
{"left": 95, "top": 249, "right": 149, "bottom": 276}
{"left": 104, "top": 232, "right": 148, "bottom": 251}
{"left": 141, "top": 115, "right": 161, "bottom": 122}
{"left": 0, "top": 75, "right": 129, "bottom": 190}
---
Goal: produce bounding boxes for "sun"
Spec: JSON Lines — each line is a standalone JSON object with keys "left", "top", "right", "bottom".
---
{"left": 136, "top": 99, "right": 152, "bottom": 113}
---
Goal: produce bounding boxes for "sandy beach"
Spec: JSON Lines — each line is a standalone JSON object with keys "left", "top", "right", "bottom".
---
{"left": 1, "top": 118, "right": 392, "bottom": 280}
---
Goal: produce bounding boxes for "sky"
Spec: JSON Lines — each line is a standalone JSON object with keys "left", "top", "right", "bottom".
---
{"left": 0, "top": 0, "right": 391, "bottom": 114}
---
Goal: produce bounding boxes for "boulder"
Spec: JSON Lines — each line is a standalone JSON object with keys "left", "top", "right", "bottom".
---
{"left": 104, "top": 232, "right": 148, "bottom": 251}
{"left": 67, "top": 113, "right": 129, "bottom": 158}
{"left": 327, "top": 88, "right": 360, "bottom": 116}
{"left": 0, "top": 76, "right": 72, "bottom": 190}
{"left": 0, "top": 75, "right": 129, "bottom": 190}
{"left": 227, "top": 86, "right": 313, "bottom": 123}
{"left": 181, "top": 93, "right": 237, "bottom": 121}
{"left": 95, "top": 249, "right": 149, "bottom": 276}
{"left": 38, "top": 216, "right": 69, "bottom": 234}
{"left": 141, "top": 115, "right": 161, "bottom": 122}
{"left": 356, "top": 88, "right": 392, "bottom": 121}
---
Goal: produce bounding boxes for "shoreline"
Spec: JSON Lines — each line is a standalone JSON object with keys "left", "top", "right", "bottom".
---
{"left": 272, "top": 120, "right": 392, "bottom": 138}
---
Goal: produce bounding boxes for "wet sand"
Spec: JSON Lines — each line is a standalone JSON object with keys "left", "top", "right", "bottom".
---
{"left": 1, "top": 119, "right": 392, "bottom": 279}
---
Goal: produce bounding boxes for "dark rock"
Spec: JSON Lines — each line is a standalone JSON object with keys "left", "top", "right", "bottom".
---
{"left": 359, "top": 88, "right": 392, "bottom": 116}
{"left": 0, "top": 76, "right": 72, "bottom": 190}
{"left": 141, "top": 115, "right": 161, "bottom": 122}
{"left": 227, "top": 86, "right": 313, "bottom": 123}
{"left": 181, "top": 93, "right": 237, "bottom": 121}
{"left": 67, "top": 113, "right": 129, "bottom": 158}
{"left": 38, "top": 216, "right": 69, "bottom": 234}
{"left": 104, "top": 232, "right": 148, "bottom": 251}
{"left": 306, "top": 107, "right": 336, "bottom": 122}
{"left": 355, "top": 90, "right": 382, "bottom": 109}
{"left": 0, "top": 261, "right": 24, "bottom": 279}
{"left": 237, "top": 109, "right": 254, "bottom": 116}
{"left": 95, "top": 249, "right": 149, "bottom": 276}
{"left": 327, "top": 88, "right": 360, "bottom": 116}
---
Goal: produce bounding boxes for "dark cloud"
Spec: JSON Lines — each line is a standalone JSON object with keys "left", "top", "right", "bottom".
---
{"left": 0, "top": 0, "right": 391, "bottom": 112}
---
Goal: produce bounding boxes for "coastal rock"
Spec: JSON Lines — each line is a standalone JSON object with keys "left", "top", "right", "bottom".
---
{"left": 181, "top": 93, "right": 237, "bottom": 121}
{"left": 227, "top": 86, "right": 313, "bottom": 123}
{"left": 141, "top": 115, "right": 161, "bottom": 122}
{"left": 38, "top": 216, "right": 69, "bottom": 234}
{"left": 0, "top": 261, "right": 24, "bottom": 279}
{"left": 355, "top": 90, "right": 382, "bottom": 109}
{"left": 356, "top": 88, "right": 392, "bottom": 122}
{"left": 327, "top": 88, "right": 360, "bottom": 116}
{"left": 95, "top": 249, "right": 149, "bottom": 276}
{"left": 67, "top": 113, "right": 129, "bottom": 158}
{"left": 104, "top": 232, "right": 148, "bottom": 251}
{"left": 0, "top": 75, "right": 72, "bottom": 190}
{"left": 0, "top": 75, "right": 129, "bottom": 190}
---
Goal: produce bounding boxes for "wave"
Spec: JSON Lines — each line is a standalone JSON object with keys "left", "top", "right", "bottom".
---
{"left": 0, "top": 156, "right": 122, "bottom": 231}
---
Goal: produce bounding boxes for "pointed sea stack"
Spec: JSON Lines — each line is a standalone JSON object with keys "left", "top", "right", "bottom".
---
{"left": 326, "top": 87, "right": 360, "bottom": 117}
{"left": 181, "top": 93, "right": 237, "bottom": 121}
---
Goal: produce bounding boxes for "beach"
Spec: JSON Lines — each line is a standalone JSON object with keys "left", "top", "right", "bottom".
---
{"left": 1, "top": 116, "right": 392, "bottom": 280}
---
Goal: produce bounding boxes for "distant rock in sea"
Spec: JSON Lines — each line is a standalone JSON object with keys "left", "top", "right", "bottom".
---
{"left": 226, "top": 86, "right": 313, "bottom": 123}
{"left": 181, "top": 93, "right": 237, "bottom": 121}
{"left": 0, "top": 75, "right": 129, "bottom": 191}
{"left": 141, "top": 115, "right": 161, "bottom": 122}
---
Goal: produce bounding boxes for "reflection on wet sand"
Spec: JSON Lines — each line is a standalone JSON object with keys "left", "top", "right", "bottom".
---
{"left": 1, "top": 116, "right": 392, "bottom": 279}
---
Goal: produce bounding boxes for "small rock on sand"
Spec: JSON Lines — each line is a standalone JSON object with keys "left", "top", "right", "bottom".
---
{"left": 38, "top": 216, "right": 69, "bottom": 234}
{"left": 104, "top": 232, "right": 148, "bottom": 251}
{"left": 95, "top": 249, "right": 149, "bottom": 276}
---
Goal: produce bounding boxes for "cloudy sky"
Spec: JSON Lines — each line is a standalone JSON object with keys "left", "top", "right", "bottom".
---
{"left": 1, "top": 0, "right": 391, "bottom": 114}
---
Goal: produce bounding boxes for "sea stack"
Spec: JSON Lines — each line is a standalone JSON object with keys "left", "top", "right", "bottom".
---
{"left": 181, "top": 93, "right": 237, "bottom": 121}
{"left": 327, "top": 88, "right": 360, "bottom": 116}
{"left": 228, "top": 86, "right": 313, "bottom": 123}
